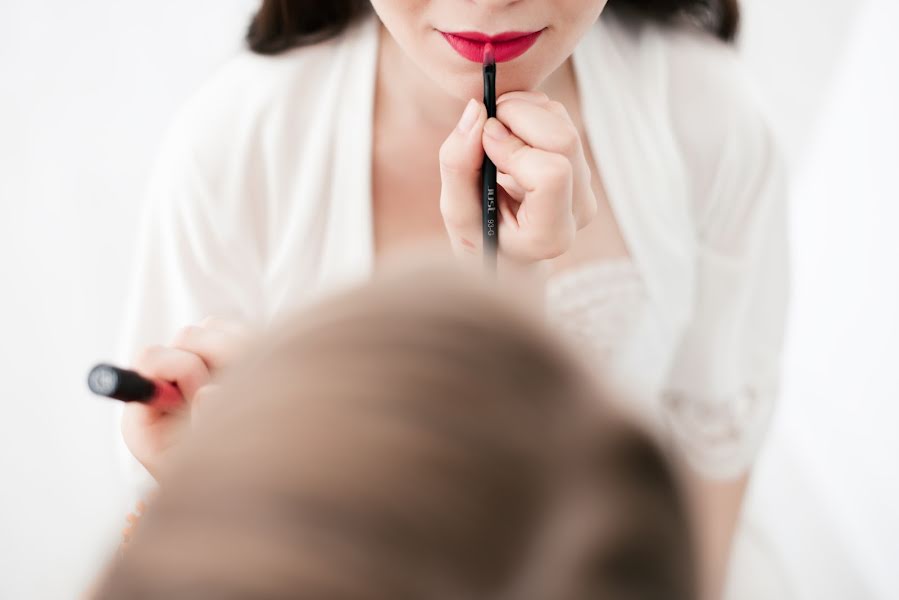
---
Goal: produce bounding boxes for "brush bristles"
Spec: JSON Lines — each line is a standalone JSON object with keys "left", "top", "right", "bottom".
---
{"left": 483, "top": 43, "right": 495, "bottom": 66}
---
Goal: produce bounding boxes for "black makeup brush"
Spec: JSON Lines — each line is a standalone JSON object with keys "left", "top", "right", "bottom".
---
{"left": 482, "top": 43, "right": 498, "bottom": 273}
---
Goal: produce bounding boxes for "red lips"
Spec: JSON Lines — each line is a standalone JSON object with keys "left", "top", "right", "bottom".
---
{"left": 441, "top": 30, "right": 544, "bottom": 63}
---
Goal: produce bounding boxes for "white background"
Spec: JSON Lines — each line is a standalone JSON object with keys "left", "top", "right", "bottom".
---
{"left": 0, "top": 1, "right": 896, "bottom": 598}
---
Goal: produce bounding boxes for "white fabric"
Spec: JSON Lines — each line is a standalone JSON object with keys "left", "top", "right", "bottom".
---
{"left": 119, "top": 11, "right": 789, "bottom": 486}
{"left": 546, "top": 258, "right": 657, "bottom": 403}
{"left": 547, "top": 258, "right": 648, "bottom": 367}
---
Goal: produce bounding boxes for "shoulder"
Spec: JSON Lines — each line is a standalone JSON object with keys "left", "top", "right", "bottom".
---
{"left": 661, "top": 25, "right": 781, "bottom": 177}
{"left": 155, "top": 16, "right": 375, "bottom": 180}
{"left": 654, "top": 26, "right": 788, "bottom": 249}
{"left": 588, "top": 13, "right": 784, "bottom": 183}
{"left": 180, "top": 37, "right": 343, "bottom": 132}
{"left": 591, "top": 13, "right": 788, "bottom": 247}
{"left": 613, "top": 16, "right": 786, "bottom": 223}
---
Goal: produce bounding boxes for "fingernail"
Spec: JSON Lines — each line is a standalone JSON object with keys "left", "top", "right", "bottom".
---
{"left": 456, "top": 99, "right": 480, "bottom": 134}
{"left": 484, "top": 118, "right": 510, "bottom": 140}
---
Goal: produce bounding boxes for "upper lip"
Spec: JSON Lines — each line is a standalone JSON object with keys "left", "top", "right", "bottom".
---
{"left": 443, "top": 31, "right": 543, "bottom": 43}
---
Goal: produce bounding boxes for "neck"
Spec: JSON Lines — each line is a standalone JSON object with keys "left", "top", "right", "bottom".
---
{"left": 376, "top": 25, "right": 466, "bottom": 133}
{"left": 375, "top": 23, "right": 579, "bottom": 137}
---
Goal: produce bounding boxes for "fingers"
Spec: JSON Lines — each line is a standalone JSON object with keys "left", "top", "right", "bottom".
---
{"left": 439, "top": 93, "right": 598, "bottom": 263}
{"left": 122, "top": 342, "right": 211, "bottom": 467}
{"left": 121, "top": 317, "right": 246, "bottom": 479}
{"left": 496, "top": 98, "right": 581, "bottom": 158}
{"left": 171, "top": 319, "right": 247, "bottom": 371}
{"left": 497, "top": 90, "right": 550, "bottom": 106}
{"left": 495, "top": 98, "right": 595, "bottom": 230}
{"left": 483, "top": 118, "right": 572, "bottom": 215}
{"left": 439, "top": 99, "right": 488, "bottom": 256}
{"left": 130, "top": 317, "right": 246, "bottom": 414}
{"left": 482, "top": 118, "right": 576, "bottom": 261}
{"left": 168, "top": 317, "right": 247, "bottom": 421}
{"left": 133, "top": 345, "right": 212, "bottom": 402}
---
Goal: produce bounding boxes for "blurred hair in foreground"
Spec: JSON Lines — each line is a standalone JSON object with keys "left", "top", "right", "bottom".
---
{"left": 94, "top": 261, "right": 697, "bottom": 600}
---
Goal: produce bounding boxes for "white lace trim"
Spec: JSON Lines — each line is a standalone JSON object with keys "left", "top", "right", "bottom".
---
{"left": 546, "top": 259, "right": 770, "bottom": 479}
{"left": 546, "top": 259, "right": 648, "bottom": 364}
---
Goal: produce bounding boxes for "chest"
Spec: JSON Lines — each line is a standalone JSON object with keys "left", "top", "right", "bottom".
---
{"left": 370, "top": 135, "right": 448, "bottom": 265}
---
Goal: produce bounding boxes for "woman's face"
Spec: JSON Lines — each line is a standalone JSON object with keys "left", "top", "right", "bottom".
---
{"left": 370, "top": 0, "right": 608, "bottom": 100}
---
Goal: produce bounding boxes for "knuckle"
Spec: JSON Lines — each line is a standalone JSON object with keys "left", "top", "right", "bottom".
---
{"left": 547, "top": 100, "right": 567, "bottom": 114}
{"left": 509, "top": 144, "right": 529, "bottom": 165}
{"left": 183, "top": 352, "right": 207, "bottom": 375}
{"left": 547, "top": 100, "right": 573, "bottom": 122}
{"left": 508, "top": 145, "right": 536, "bottom": 175}
{"left": 546, "top": 121, "right": 579, "bottom": 156}
{"left": 439, "top": 196, "right": 475, "bottom": 231}
{"left": 538, "top": 153, "right": 573, "bottom": 184}
{"left": 561, "top": 127, "right": 581, "bottom": 156}
{"left": 438, "top": 141, "right": 468, "bottom": 177}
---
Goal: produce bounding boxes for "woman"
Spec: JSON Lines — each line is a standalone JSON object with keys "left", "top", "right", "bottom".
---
{"left": 101, "top": 266, "right": 697, "bottom": 600}
{"left": 118, "top": 0, "right": 788, "bottom": 597}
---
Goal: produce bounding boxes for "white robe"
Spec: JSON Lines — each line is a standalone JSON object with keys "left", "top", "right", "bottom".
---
{"left": 119, "top": 10, "right": 789, "bottom": 486}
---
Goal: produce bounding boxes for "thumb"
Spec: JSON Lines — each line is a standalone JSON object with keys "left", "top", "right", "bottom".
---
{"left": 439, "top": 99, "right": 487, "bottom": 256}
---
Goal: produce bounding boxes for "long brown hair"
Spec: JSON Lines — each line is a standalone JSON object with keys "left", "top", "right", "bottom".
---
{"left": 247, "top": 0, "right": 740, "bottom": 55}
{"left": 95, "top": 263, "right": 696, "bottom": 599}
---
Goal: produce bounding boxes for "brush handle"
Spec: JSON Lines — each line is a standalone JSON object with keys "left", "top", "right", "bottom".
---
{"left": 88, "top": 363, "right": 184, "bottom": 412}
{"left": 482, "top": 63, "right": 498, "bottom": 272}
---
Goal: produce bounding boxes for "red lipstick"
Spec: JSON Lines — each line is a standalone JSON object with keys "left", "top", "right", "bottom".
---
{"left": 88, "top": 364, "right": 184, "bottom": 412}
{"left": 441, "top": 30, "right": 544, "bottom": 63}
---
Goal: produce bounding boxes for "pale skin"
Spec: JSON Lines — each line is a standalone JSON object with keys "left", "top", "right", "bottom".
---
{"left": 122, "top": 1, "right": 747, "bottom": 598}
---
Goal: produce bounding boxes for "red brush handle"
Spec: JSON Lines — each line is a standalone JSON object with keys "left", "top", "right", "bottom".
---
{"left": 149, "top": 380, "right": 184, "bottom": 412}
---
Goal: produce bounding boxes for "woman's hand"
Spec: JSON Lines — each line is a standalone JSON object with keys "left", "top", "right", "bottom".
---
{"left": 439, "top": 91, "right": 597, "bottom": 264}
{"left": 121, "top": 317, "right": 247, "bottom": 480}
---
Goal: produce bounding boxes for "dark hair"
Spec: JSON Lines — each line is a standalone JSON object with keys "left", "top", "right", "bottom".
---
{"left": 247, "top": 0, "right": 740, "bottom": 55}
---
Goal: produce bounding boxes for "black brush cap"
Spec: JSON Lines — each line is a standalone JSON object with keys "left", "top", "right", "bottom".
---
{"left": 87, "top": 364, "right": 156, "bottom": 402}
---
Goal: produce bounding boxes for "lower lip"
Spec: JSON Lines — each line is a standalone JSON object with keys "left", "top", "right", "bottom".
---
{"left": 441, "top": 31, "right": 544, "bottom": 63}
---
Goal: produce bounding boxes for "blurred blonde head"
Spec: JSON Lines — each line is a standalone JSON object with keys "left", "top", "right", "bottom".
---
{"left": 96, "top": 262, "right": 696, "bottom": 600}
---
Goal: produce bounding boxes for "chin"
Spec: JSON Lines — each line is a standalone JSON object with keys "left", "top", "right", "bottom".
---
{"left": 437, "top": 78, "right": 486, "bottom": 102}
{"left": 434, "top": 69, "right": 546, "bottom": 103}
